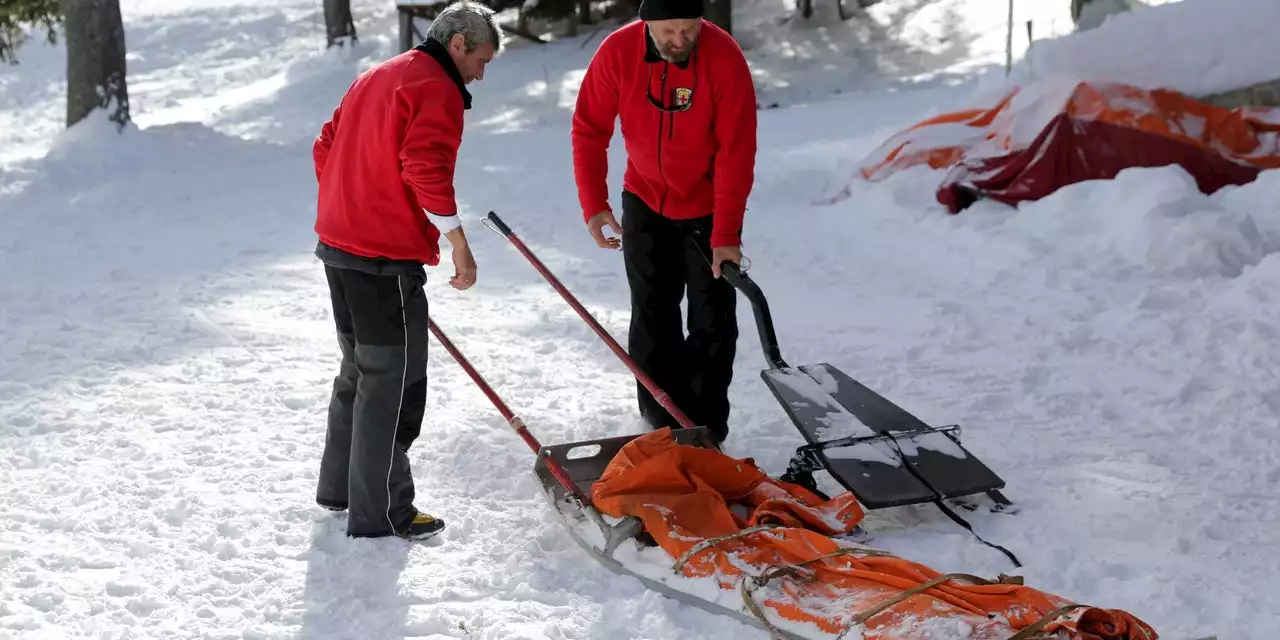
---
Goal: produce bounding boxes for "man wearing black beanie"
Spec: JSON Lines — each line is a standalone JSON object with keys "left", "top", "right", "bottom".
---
{"left": 637, "top": 0, "right": 705, "bottom": 59}
{"left": 571, "top": 1, "right": 758, "bottom": 444}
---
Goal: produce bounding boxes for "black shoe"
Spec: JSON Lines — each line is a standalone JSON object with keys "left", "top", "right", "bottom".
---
{"left": 399, "top": 511, "right": 446, "bottom": 541}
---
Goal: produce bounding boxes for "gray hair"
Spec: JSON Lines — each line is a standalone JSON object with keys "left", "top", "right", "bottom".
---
{"left": 427, "top": 1, "right": 504, "bottom": 54}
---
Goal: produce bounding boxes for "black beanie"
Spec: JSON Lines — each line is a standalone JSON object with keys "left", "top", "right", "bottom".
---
{"left": 638, "top": 0, "right": 703, "bottom": 21}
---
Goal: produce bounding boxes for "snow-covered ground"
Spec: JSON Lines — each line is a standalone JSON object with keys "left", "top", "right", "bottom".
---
{"left": 2, "top": 0, "right": 1278, "bottom": 638}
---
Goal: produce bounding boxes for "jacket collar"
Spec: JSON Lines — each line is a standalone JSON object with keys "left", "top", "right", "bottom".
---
{"left": 413, "top": 38, "right": 473, "bottom": 110}
{"left": 643, "top": 25, "right": 692, "bottom": 70}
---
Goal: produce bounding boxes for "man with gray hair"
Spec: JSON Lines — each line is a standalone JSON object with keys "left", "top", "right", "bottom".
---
{"left": 310, "top": 0, "right": 502, "bottom": 542}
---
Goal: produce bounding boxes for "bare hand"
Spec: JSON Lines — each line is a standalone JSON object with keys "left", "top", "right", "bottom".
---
{"left": 710, "top": 245, "right": 742, "bottom": 279}
{"left": 445, "top": 228, "right": 476, "bottom": 290}
{"left": 587, "top": 211, "right": 622, "bottom": 250}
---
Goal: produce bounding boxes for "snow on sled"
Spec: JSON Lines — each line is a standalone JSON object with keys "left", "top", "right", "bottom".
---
{"left": 463, "top": 212, "right": 1161, "bottom": 640}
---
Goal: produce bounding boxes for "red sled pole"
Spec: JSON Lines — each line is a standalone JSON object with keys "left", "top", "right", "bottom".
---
{"left": 426, "top": 317, "right": 590, "bottom": 508}
{"left": 481, "top": 211, "right": 697, "bottom": 431}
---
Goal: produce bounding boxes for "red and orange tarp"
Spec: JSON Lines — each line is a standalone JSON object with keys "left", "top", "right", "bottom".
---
{"left": 591, "top": 428, "right": 1156, "bottom": 639}
{"left": 849, "top": 79, "right": 1280, "bottom": 213}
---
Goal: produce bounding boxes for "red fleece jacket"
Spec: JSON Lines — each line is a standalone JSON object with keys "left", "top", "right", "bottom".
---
{"left": 572, "top": 20, "right": 758, "bottom": 247}
{"left": 313, "top": 43, "right": 467, "bottom": 267}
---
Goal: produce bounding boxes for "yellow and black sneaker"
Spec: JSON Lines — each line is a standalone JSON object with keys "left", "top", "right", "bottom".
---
{"left": 399, "top": 511, "right": 446, "bottom": 541}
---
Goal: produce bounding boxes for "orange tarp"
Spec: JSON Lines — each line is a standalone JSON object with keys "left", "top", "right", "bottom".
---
{"left": 591, "top": 428, "right": 1157, "bottom": 639}
{"left": 845, "top": 80, "right": 1280, "bottom": 213}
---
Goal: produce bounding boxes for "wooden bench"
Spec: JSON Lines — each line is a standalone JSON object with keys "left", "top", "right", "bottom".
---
{"left": 395, "top": 0, "right": 549, "bottom": 51}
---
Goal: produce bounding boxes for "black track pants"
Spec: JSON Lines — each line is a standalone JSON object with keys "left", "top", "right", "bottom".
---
{"left": 315, "top": 265, "right": 428, "bottom": 537}
{"left": 620, "top": 190, "right": 738, "bottom": 441}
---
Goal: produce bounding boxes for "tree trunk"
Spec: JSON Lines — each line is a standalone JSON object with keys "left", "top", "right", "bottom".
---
{"left": 324, "top": 0, "right": 357, "bottom": 47}
{"left": 705, "top": 0, "right": 731, "bottom": 35}
{"left": 63, "top": 0, "right": 129, "bottom": 130}
{"left": 398, "top": 9, "right": 414, "bottom": 52}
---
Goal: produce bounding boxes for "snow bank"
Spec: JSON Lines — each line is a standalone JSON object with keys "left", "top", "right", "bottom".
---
{"left": 0, "top": 108, "right": 320, "bottom": 393}
{"left": 1217, "top": 164, "right": 1280, "bottom": 249}
{"left": 997, "top": 165, "right": 1272, "bottom": 279}
{"left": 863, "top": 160, "right": 1276, "bottom": 282}
{"left": 1003, "top": 0, "right": 1280, "bottom": 98}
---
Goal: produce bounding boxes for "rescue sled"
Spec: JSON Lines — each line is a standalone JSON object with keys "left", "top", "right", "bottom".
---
{"left": 465, "top": 212, "right": 1160, "bottom": 640}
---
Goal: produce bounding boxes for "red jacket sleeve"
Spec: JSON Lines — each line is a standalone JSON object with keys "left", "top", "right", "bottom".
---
{"left": 313, "top": 104, "right": 341, "bottom": 182}
{"left": 709, "top": 43, "right": 758, "bottom": 248}
{"left": 571, "top": 38, "right": 621, "bottom": 223}
{"left": 400, "top": 79, "right": 464, "bottom": 217}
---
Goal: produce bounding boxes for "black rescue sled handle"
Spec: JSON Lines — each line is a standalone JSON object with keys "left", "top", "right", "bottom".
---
{"left": 685, "top": 234, "right": 788, "bottom": 370}
{"left": 711, "top": 254, "right": 788, "bottom": 371}
{"left": 481, "top": 210, "right": 514, "bottom": 237}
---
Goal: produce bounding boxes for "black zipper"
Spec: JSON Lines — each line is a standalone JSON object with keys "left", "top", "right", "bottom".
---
{"left": 669, "top": 103, "right": 676, "bottom": 141}
{"left": 657, "top": 62, "right": 669, "bottom": 214}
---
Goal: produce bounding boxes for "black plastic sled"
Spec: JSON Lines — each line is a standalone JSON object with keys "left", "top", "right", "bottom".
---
{"left": 699, "top": 244, "right": 1013, "bottom": 515}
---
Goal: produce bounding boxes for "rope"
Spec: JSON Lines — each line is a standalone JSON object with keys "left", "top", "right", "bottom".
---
{"left": 729, "top": 546, "right": 1057, "bottom": 640}
{"left": 670, "top": 524, "right": 780, "bottom": 574}
{"left": 735, "top": 546, "right": 907, "bottom": 639}
{"left": 668, "top": 521, "right": 1133, "bottom": 640}
{"left": 836, "top": 572, "right": 1023, "bottom": 639}
{"left": 1006, "top": 603, "right": 1088, "bottom": 639}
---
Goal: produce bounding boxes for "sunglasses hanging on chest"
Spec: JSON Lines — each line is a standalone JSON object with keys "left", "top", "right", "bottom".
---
{"left": 646, "top": 58, "right": 699, "bottom": 113}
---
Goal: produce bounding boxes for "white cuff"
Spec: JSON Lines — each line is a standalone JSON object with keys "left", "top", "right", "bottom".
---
{"left": 426, "top": 209, "right": 461, "bottom": 233}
